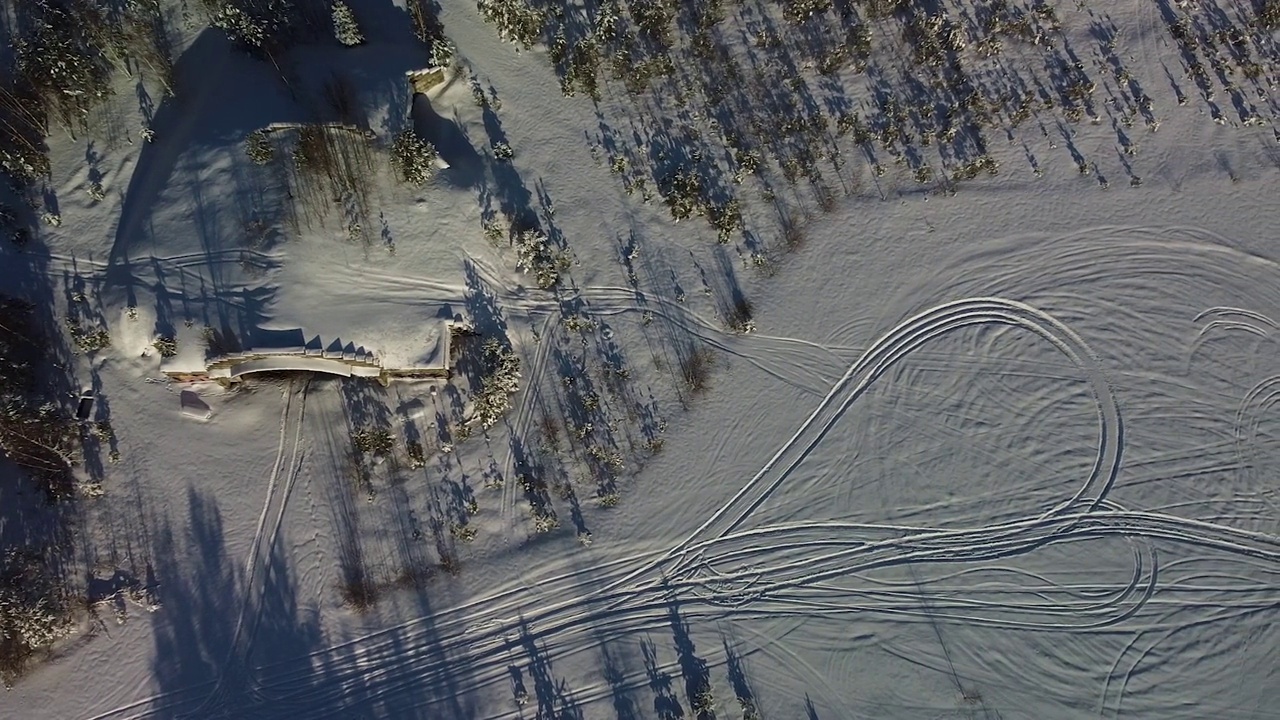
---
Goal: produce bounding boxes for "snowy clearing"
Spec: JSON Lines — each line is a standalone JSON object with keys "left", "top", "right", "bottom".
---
{"left": 1, "top": 0, "right": 1277, "bottom": 719}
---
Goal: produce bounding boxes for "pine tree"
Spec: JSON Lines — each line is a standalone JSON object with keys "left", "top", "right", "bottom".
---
{"left": 389, "top": 129, "right": 439, "bottom": 186}
{"left": 332, "top": 1, "right": 364, "bottom": 46}
{"left": 473, "top": 340, "right": 521, "bottom": 429}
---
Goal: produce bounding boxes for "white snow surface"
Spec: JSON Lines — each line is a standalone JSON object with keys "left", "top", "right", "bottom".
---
{"left": 2, "top": 1, "right": 1278, "bottom": 719}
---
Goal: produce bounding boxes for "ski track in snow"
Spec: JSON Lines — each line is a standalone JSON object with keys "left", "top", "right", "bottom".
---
{"left": 86, "top": 295, "right": 1280, "bottom": 720}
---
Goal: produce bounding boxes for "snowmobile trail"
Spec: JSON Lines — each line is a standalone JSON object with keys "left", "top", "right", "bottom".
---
{"left": 597, "top": 296, "right": 1123, "bottom": 601}
{"left": 187, "top": 379, "right": 310, "bottom": 718}
{"left": 240, "top": 379, "right": 311, "bottom": 652}
{"left": 83, "top": 293, "right": 1280, "bottom": 719}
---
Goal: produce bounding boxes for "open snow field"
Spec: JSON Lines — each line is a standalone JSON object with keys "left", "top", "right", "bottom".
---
{"left": 1, "top": 0, "right": 1278, "bottom": 718}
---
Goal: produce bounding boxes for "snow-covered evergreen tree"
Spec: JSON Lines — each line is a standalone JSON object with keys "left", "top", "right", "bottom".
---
{"left": 512, "top": 228, "right": 560, "bottom": 289}
{"left": 389, "top": 129, "right": 439, "bottom": 186}
{"left": 473, "top": 340, "right": 521, "bottom": 430}
{"left": 476, "top": 0, "right": 546, "bottom": 49}
{"left": 429, "top": 36, "right": 456, "bottom": 68}
{"left": 211, "top": 4, "right": 267, "bottom": 48}
{"left": 332, "top": 1, "right": 364, "bottom": 46}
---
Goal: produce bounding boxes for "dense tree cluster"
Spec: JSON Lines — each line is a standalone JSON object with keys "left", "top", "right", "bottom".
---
{"left": 0, "top": 550, "right": 71, "bottom": 687}
{"left": 0, "top": 300, "right": 76, "bottom": 686}
{"left": 0, "top": 298, "right": 78, "bottom": 501}
{"left": 476, "top": 0, "right": 546, "bottom": 49}
{"left": 15, "top": 0, "right": 117, "bottom": 135}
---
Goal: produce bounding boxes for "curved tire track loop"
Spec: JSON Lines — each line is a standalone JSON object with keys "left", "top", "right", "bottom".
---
{"left": 1196, "top": 306, "right": 1278, "bottom": 516}
{"left": 1234, "top": 376, "right": 1280, "bottom": 485}
{"left": 599, "top": 296, "right": 1123, "bottom": 597}
{"left": 461, "top": 297, "right": 1269, "bottom": 631}
{"left": 92, "top": 299, "right": 1280, "bottom": 720}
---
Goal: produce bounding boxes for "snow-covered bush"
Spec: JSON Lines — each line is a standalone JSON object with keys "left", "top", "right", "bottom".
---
{"left": 659, "top": 168, "right": 704, "bottom": 222}
{"left": 152, "top": 336, "right": 178, "bottom": 358}
{"left": 389, "top": 129, "right": 439, "bottom": 186}
{"left": 1261, "top": 0, "right": 1280, "bottom": 29}
{"left": 331, "top": 1, "right": 364, "bottom": 46}
{"left": 406, "top": 440, "right": 425, "bottom": 469}
{"left": 860, "top": 0, "right": 908, "bottom": 20}
{"left": 692, "top": 683, "right": 715, "bottom": 714}
{"left": 473, "top": 339, "right": 520, "bottom": 430}
{"left": 708, "top": 199, "right": 741, "bottom": 244}
{"left": 561, "top": 314, "right": 595, "bottom": 332}
{"left": 67, "top": 319, "right": 110, "bottom": 354}
{"left": 512, "top": 227, "right": 560, "bottom": 289}
{"left": 244, "top": 129, "right": 274, "bottom": 164}
{"left": 482, "top": 219, "right": 505, "bottom": 245}
{"left": 210, "top": 3, "right": 267, "bottom": 47}
{"left": 630, "top": 0, "right": 674, "bottom": 47}
{"left": 210, "top": 0, "right": 296, "bottom": 51}
{"left": 0, "top": 551, "right": 72, "bottom": 687}
{"left": 531, "top": 507, "right": 559, "bottom": 533}
{"left": 732, "top": 147, "right": 761, "bottom": 183}
{"left": 782, "top": 0, "right": 832, "bottom": 24}
{"left": 559, "top": 39, "right": 601, "bottom": 100}
{"left": 352, "top": 427, "right": 393, "bottom": 455}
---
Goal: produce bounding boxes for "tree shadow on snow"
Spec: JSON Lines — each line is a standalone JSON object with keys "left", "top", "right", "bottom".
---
{"left": 412, "top": 94, "right": 483, "bottom": 189}
{"left": 108, "top": 30, "right": 306, "bottom": 269}
{"left": 105, "top": 21, "right": 438, "bottom": 352}
{"left": 146, "top": 486, "right": 481, "bottom": 719}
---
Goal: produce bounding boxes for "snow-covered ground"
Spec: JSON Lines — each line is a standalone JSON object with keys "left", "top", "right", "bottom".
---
{"left": 2, "top": 0, "right": 1278, "bottom": 718}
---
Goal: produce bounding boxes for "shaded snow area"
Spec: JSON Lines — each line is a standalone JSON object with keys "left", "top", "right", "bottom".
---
{"left": 1, "top": 0, "right": 1278, "bottom": 719}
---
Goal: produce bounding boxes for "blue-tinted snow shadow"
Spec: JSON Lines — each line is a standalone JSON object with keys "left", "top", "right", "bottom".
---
{"left": 144, "top": 485, "right": 482, "bottom": 719}
{"left": 412, "top": 94, "right": 484, "bottom": 189}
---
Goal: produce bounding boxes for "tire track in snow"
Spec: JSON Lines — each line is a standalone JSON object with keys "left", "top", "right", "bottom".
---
{"left": 240, "top": 379, "right": 310, "bottom": 653}
{"left": 88, "top": 297, "right": 1280, "bottom": 720}
{"left": 1234, "top": 375, "right": 1280, "bottom": 488}
{"left": 500, "top": 309, "right": 560, "bottom": 520}
{"left": 186, "top": 379, "right": 308, "bottom": 718}
{"left": 599, "top": 297, "right": 1123, "bottom": 602}
{"left": 1188, "top": 306, "right": 1276, "bottom": 369}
